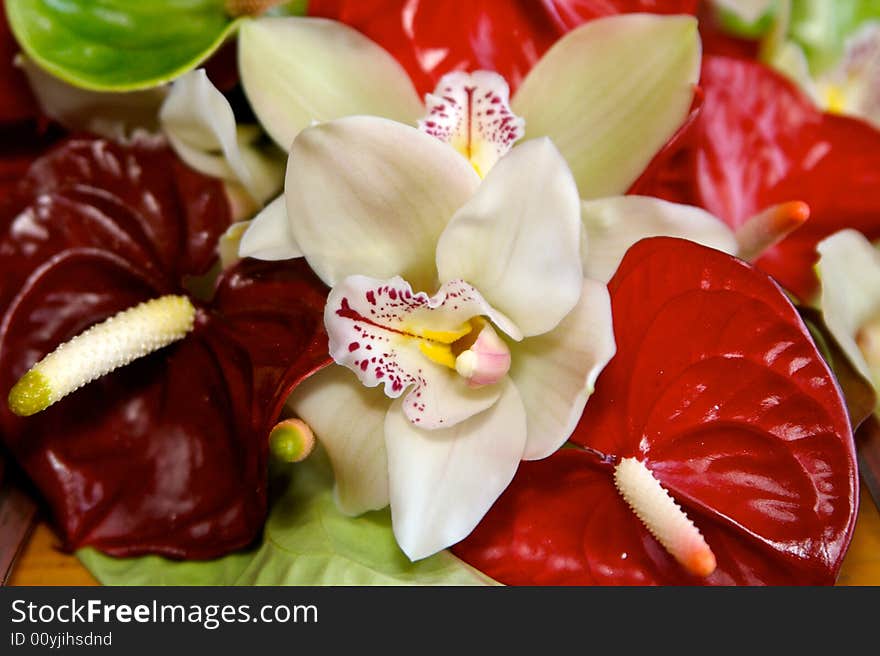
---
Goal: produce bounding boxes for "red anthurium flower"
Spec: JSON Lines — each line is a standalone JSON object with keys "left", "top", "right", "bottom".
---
{"left": 308, "top": 0, "right": 698, "bottom": 95}
{"left": 0, "top": 137, "right": 329, "bottom": 559}
{"left": 454, "top": 237, "right": 858, "bottom": 585}
{"left": 631, "top": 55, "right": 880, "bottom": 301}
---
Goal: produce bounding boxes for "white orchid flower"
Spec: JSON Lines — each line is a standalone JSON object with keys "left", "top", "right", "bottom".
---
{"left": 283, "top": 117, "right": 615, "bottom": 560}
{"left": 816, "top": 230, "right": 880, "bottom": 403}
{"left": 809, "top": 22, "right": 880, "bottom": 126}
{"left": 233, "top": 14, "right": 804, "bottom": 282}
{"left": 227, "top": 13, "right": 791, "bottom": 559}
{"left": 233, "top": 13, "right": 723, "bottom": 268}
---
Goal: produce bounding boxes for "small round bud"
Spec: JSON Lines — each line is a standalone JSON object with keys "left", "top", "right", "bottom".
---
{"left": 269, "top": 418, "right": 315, "bottom": 463}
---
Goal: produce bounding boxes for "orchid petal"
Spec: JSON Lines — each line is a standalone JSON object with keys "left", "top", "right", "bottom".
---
{"left": 238, "top": 195, "right": 302, "bottom": 261}
{"left": 512, "top": 14, "right": 701, "bottom": 199}
{"left": 160, "top": 69, "right": 284, "bottom": 204}
{"left": 238, "top": 17, "right": 424, "bottom": 151}
{"left": 286, "top": 116, "right": 481, "bottom": 290}
{"left": 385, "top": 377, "right": 527, "bottom": 561}
{"left": 436, "top": 138, "right": 582, "bottom": 337}
{"left": 218, "top": 220, "right": 250, "bottom": 270}
{"left": 17, "top": 54, "right": 165, "bottom": 141}
{"left": 510, "top": 279, "right": 616, "bottom": 461}
{"left": 287, "top": 366, "right": 390, "bottom": 515}
{"left": 581, "top": 196, "right": 738, "bottom": 282}
{"left": 816, "top": 230, "right": 880, "bottom": 391}
{"left": 325, "top": 275, "right": 512, "bottom": 429}
{"left": 418, "top": 71, "right": 524, "bottom": 178}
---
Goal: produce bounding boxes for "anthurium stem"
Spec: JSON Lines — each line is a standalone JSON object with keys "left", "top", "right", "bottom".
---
{"left": 225, "top": 0, "right": 289, "bottom": 17}
{"left": 8, "top": 296, "right": 196, "bottom": 417}
{"left": 614, "top": 457, "right": 717, "bottom": 578}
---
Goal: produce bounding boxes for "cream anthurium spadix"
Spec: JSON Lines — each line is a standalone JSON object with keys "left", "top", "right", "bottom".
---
{"left": 285, "top": 117, "right": 616, "bottom": 561}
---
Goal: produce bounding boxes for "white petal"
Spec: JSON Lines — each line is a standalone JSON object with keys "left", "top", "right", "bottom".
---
{"left": 286, "top": 116, "right": 481, "bottom": 290}
{"left": 218, "top": 220, "right": 250, "bottom": 269}
{"left": 17, "top": 54, "right": 165, "bottom": 141}
{"left": 419, "top": 71, "right": 524, "bottom": 177}
{"left": 512, "top": 14, "right": 700, "bottom": 198}
{"left": 287, "top": 366, "right": 390, "bottom": 515}
{"left": 816, "top": 230, "right": 880, "bottom": 388}
{"left": 238, "top": 195, "right": 302, "bottom": 260}
{"left": 325, "top": 276, "right": 510, "bottom": 429}
{"left": 436, "top": 138, "right": 582, "bottom": 337}
{"left": 385, "top": 377, "right": 527, "bottom": 560}
{"left": 581, "top": 196, "right": 738, "bottom": 283}
{"left": 510, "top": 279, "right": 616, "bottom": 461}
{"left": 238, "top": 17, "right": 425, "bottom": 151}
{"left": 160, "top": 69, "right": 283, "bottom": 204}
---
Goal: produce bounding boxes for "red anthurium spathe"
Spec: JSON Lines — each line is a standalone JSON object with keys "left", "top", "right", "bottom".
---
{"left": 0, "top": 137, "right": 329, "bottom": 559}
{"left": 454, "top": 237, "right": 858, "bottom": 585}
{"left": 632, "top": 55, "right": 880, "bottom": 301}
{"left": 308, "top": 0, "right": 698, "bottom": 95}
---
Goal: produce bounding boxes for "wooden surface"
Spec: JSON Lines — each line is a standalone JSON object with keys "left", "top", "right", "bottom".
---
{"left": 6, "top": 485, "right": 880, "bottom": 586}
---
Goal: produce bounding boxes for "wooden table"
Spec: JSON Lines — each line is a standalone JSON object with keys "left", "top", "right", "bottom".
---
{"left": 7, "top": 485, "right": 880, "bottom": 586}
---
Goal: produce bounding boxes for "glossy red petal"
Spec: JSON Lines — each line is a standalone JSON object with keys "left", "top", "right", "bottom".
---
{"left": 455, "top": 238, "right": 857, "bottom": 585}
{"left": 308, "top": 0, "right": 698, "bottom": 95}
{"left": 631, "top": 56, "right": 880, "bottom": 300}
{"left": 0, "top": 137, "right": 329, "bottom": 558}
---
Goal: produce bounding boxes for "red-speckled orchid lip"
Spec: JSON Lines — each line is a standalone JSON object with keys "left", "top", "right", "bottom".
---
{"left": 0, "top": 136, "right": 329, "bottom": 559}
{"left": 454, "top": 237, "right": 858, "bottom": 586}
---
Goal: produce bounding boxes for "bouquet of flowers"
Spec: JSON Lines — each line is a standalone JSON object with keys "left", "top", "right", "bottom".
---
{"left": 1, "top": 0, "right": 878, "bottom": 586}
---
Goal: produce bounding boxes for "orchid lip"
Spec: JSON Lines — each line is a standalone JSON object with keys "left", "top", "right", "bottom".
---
{"left": 418, "top": 70, "right": 525, "bottom": 178}
{"left": 325, "top": 276, "right": 516, "bottom": 429}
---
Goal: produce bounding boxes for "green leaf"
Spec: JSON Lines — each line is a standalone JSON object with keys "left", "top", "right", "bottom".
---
{"left": 5, "top": 0, "right": 241, "bottom": 91}
{"left": 789, "top": 0, "right": 880, "bottom": 73}
{"left": 78, "top": 449, "right": 498, "bottom": 585}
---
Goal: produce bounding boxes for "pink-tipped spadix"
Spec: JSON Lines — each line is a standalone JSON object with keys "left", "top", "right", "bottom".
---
{"left": 736, "top": 201, "right": 810, "bottom": 263}
{"left": 614, "top": 457, "right": 717, "bottom": 578}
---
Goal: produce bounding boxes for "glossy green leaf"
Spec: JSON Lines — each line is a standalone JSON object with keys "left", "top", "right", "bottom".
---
{"left": 78, "top": 449, "right": 498, "bottom": 585}
{"left": 5, "top": 0, "right": 240, "bottom": 91}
